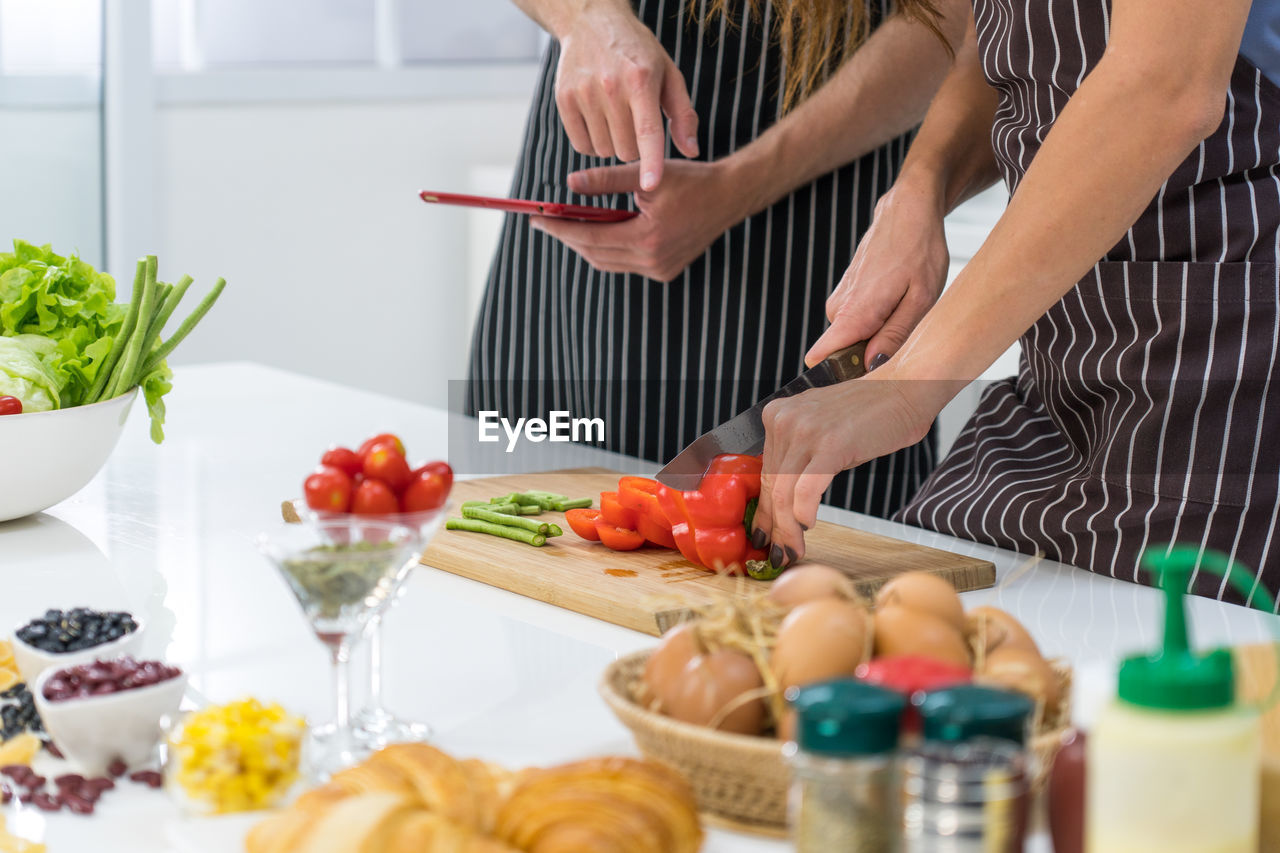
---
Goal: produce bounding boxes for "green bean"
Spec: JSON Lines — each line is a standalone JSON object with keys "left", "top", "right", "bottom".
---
{"left": 132, "top": 274, "right": 192, "bottom": 387}
{"left": 551, "top": 497, "right": 593, "bottom": 511}
{"left": 464, "top": 500, "right": 521, "bottom": 515}
{"left": 108, "top": 255, "right": 158, "bottom": 399}
{"left": 86, "top": 259, "right": 146, "bottom": 402}
{"left": 547, "top": 523, "right": 564, "bottom": 537}
{"left": 446, "top": 517, "right": 545, "bottom": 546}
{"left": 138, "top": 277, "right": 226, "bottom": 376}
{"left": 462, "top": 506, "right": 550, "bottom": 534}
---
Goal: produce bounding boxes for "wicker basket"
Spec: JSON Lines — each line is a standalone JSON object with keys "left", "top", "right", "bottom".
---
{"left": 599, "top": 649, "right": 1073, "bottom": 835}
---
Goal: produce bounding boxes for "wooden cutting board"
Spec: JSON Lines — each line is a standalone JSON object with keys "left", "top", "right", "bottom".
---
{"left": 420, "top": 468, "right": 995, "bottom": 636}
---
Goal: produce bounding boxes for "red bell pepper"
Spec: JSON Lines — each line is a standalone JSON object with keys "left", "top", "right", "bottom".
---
{"left": 656, "top": 454, "right": 768, "bottom": 575}
{"left": 855, "top": 655, "right": 972, "bottom": 734}
{"left": 617, "top": 476, "right": 677, "bottom": 549}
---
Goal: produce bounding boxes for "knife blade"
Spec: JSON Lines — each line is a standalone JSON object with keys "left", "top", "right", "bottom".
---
{"left": 655, "top": 341, "right": 869, "bottom": 490}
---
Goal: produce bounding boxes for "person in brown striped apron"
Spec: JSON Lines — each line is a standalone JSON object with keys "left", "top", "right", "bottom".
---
{"left": 752, "top": 0, "right": 1280, "bottom": 604}
{"left": 467, "top": 1, "right": 962, "bottom": 519}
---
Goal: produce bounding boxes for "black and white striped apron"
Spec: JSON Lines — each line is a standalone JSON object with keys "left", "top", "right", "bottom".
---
{"left": 898, "top": 0, "right": 1280, "bottom": 604}
{"left": 466, "top": 0, "right": 937, "bottom": 518}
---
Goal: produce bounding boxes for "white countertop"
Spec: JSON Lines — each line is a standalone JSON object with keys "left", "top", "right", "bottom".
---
{"left": 2, "top": 362, "right": 1275, "bottom": 852}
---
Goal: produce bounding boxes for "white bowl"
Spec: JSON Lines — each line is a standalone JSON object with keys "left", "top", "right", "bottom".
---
{"left": 32, "top": 657, "right": 187, "bottom": 777}
{"left": 0, "top": 388, "right": 137, "bottom": 522}
{"left": 11, "top": 615, "right": 146, "bottom": 685}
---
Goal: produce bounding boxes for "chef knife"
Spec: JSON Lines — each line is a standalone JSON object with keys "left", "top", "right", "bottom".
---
{"left": 655, "top": 341, "right": 869, "bottom": 490}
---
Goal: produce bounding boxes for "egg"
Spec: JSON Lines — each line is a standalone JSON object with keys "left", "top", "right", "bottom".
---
{"left": 641, "top": 622, "right": 703, "bottom": 711}
{"left": 771, "top": 598, "right": 872, "bottom": 691}
{"left": 874, "top": 572, "right": 967, "bottom": 634}
{"left": 767, "top": 564, "right": 854, "bottom": 609}
{"left": 873, "top": 605, "right": 972, "bottom": 668}
{"left": 663, "top": 649, "right": 765, "bottom": 735}
{"left": 967, "top": 605, "right": 1042, "bottom": 657}
{"left": 976, "top": 645, "right": 1060, "bottom": 708}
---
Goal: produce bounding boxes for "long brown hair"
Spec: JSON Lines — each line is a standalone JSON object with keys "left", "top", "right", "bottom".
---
{"left": 691, "top": 0, "right": 948, "bottom": 111}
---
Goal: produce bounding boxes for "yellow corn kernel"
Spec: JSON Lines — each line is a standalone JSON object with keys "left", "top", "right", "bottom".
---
{"left": 0, "top": 734, "right": 40, "bottom": 766}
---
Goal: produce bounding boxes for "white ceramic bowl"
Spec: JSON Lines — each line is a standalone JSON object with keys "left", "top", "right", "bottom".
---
{"left": 0, "top": 388, "right": 137, "bottom": 522}
{"left": 32, "top": 657, "right": 187, "bottom": 777}
{"left": 11, "top": 615, "right": 146, "bottom": 685}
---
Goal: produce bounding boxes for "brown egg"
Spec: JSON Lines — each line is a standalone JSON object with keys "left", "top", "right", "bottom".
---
{"left": 967, "top": 606, "right": 1042, "bottom": 657}
{"left": 663, "top": 649, "right": 765, "bottom": 735}
{"left": 641, "top": 622, "right": 703, "bottom": 711}
{"left": 873, "top": 605, "right": 972, "bottom": 668}
{"left": 771, "top": 598, "right": 872, "bottom": 691}
{"left": 767, "top": 564, "right": 854, "bottom": 609}
{"left": 874, "top": 572, "right": 967, "bottom": 634}
{"left": 977, "top": 645, "right": 1060, "bottom": 708}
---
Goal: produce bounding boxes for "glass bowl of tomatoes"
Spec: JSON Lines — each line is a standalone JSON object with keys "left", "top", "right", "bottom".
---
{"left": 295, "top": 431, "right": 453, "bottom": 536}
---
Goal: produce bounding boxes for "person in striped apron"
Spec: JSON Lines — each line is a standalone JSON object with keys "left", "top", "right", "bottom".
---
{"left": 753, "top": 0, "right": 1280, "bottom": 602}
{"left": 467, "top": 0, "right": 961, "bottom": 518}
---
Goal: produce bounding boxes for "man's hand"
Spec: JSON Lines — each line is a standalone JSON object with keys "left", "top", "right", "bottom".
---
{"left": 555, "top": 4, "right": 701, "bottom": 190}
{"left": 530, "top": 159, "right": 742, "bottom": 281}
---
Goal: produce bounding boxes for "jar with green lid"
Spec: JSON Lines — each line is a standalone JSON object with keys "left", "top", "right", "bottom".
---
{"left": 902, "top": 684, "right": 1034, "bottom": 852}
{"left": 784, "top": 678, "right": 906, "bottom": 853}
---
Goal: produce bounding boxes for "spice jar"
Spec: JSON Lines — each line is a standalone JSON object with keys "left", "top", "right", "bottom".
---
{"left": 901, "top": 684, "right": 1034, "bottom": 852}
{"left": 785, "top": 678, "right": 906, "bottom": 853}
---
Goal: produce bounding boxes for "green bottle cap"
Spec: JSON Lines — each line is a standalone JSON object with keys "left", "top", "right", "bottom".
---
{"left": 789, "top": 679, "right": 905, "bottom": 757}
{"left": 1117, "top": 547, "right": 1235, "bottom": 711}
{"left": 918, "top": 684, "right": 1035, "bottom": 745}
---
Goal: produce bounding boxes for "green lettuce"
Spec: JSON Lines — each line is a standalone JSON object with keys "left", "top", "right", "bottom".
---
{"left": 0, "top": 336, "right": 60, "bottom": 412}
{"left": 0, "top": 240, "right": 124, "bottom": 408}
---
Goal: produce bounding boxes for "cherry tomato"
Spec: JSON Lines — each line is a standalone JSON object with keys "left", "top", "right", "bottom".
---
{"left": 565, "top": 508, "right": 602, "bottom": 541}
{"left": 320, "top": 446, "right": 362, "bottom": 479}
{"left": 358, "top": 433, "right": 406, "bottom": 459}
{"left": 0, "top": 396, "right": 22, "bottom": 416}
{"left": 362, "top": 441, "right": 412, "bottom": 493}
{"left": 351, "top": 478, "right": 399, "bottom": 515}
{"left": 304, "top": 465, "right": 353, "bottom": 513}
{"left": 402, "top": 470, "right": 450, "bottom": 512}
{"left": 595, "top": 520, "right": 645, "bottom": 551}
{"left": 412, "top": 460, "right": 453, "bottom": 492}
{"left": 599, "top": 491, "right": 639, "bottom": 529}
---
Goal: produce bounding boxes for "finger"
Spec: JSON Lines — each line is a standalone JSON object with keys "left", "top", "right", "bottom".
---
{"left": 866, "top": 288, "right": 934, "bottom": 364}
{"left": 567, "top": 163, "right": 644, "bottom": 196}
{"left": 754, "top": 402, "right": 783, "bottom": 548}
{"left": 805, "top": 309, "right": 889, "bottom": 368}
{"left": 603, "top": 95, "right": 641, "bottom": 164}
{"left": 530, "top": 215, "right": 637, "bottom": 250}
{"left": 765, "top": 448, "right": 811, "bottom": 569}
{"left": 581, "top": 93, "right": 616, "bottom": 160}
{"left": 629, "top": 82, "right": 667, "bottom": 190}
{"left": 660, "top": 63, "right": 700, "bottom": 159}
{"left": 555, "top": 93, "right": 597, "bottom": 158}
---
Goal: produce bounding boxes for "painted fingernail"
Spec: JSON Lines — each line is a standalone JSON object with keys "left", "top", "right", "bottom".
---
{"left": 870, "top": 353, "right": 890, "bottom": 371}
{"left": 799, "top": 522, "right": 810, "bottom": 531}
{"left": 750, "top": 527, "right": 768, "bottom": 549}
{"left": 770, "top": 544, "right": 785, "bottom": 568}
{"left": 784, "top": 545, "right": 798, "bottom": 566}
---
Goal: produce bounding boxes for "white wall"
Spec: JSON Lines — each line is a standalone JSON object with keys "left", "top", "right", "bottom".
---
{"left": 154, "top": 95, "right": 531, "bottom": 409}
{"left": 0, "top": 106, "right": 102, "bottom": 265}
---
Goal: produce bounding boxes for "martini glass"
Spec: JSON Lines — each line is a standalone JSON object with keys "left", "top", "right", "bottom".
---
{"left": 351, "top": 508, "right": 447, "bottom": 748}
{"left": 257, "top": 517, "right": 421, "bottom": 780}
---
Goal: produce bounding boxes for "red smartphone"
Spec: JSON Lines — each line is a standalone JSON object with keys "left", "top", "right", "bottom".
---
{"left": 419, "top": 190, "right": 638, "bottom": 223}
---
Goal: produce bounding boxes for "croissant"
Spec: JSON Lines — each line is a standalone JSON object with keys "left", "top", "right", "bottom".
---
{"left": 494, "top": 757, "right": 703, "bottom": 853}
{"left": 246, "top": 748, "right": 701, "bottom": 853}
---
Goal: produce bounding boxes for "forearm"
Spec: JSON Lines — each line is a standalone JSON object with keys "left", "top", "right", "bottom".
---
{"left": 883, "top": 58, "right": 1235, "bottom": 400}
{"left": 725, "top": 12, "right": 960, "bottom": 217}
{"left": 510, "top": 0, "right": 631, "bottom": 39}
{"left": 891, "top": 27, "right": 1003, "bottom": 217}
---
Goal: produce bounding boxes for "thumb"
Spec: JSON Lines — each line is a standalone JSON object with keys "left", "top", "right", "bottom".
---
{"left": 660, "top": 62, "right": 700, "bottom": 159}
{"left": 567, "top": 163, "right": 644, "bottom": 196}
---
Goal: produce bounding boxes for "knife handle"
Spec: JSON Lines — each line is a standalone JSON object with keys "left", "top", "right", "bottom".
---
{"left": 823, "top": 341, "right": 870, "bottom": 383}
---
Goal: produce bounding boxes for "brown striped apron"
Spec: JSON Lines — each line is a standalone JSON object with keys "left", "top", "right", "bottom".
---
{"left": 897, "top": 0, "right": 1280, "bottom": 604}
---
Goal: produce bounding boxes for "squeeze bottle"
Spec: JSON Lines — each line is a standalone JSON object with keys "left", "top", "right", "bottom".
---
{"left": 1086, "top": 547, "right": 1261, "bottom": 852}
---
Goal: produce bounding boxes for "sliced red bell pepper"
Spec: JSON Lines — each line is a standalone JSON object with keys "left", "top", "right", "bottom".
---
{"left": 599, "top": 491, "right": 639, "bottom": 530}
{"left": 564, "top": 508, "right": 603, "bottom": 541}
{"left": 656, "top": 454, "right": 767, "bottom": 575}
{"left": 618, "top": 476, "right": 677, "bottom": 548}
{"left": 594, "top": 520, "right": 645, "bottom": 551}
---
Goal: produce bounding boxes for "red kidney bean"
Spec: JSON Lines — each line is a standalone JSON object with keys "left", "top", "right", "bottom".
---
{"left": 16, "top": 790, "right": 34, "bottom": 804}
{"left": 24, "top": 775, "right": 46, "bottom": 789}
{"left": 0, "top": 764, "right": 30, "bottom": 780}
{"left": 62, "top": 793, "right": 95, "bottom": 815}
{"left": 54, "top": 773, "right": 84, "bottom": 788}
{"left": 107, "top": 759, "right": 127, "bottom": 778}
{"left": 31, "top": 792, "right": 61, "bottom": 811}
{"left": 44, "top": 741, "right": 64, "bottom": 759}
{"left": 42, "top": 657, "right": 181, "bottom": 703}
{"left": 88, "top": 776, "right": 115, "bottom": 791}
